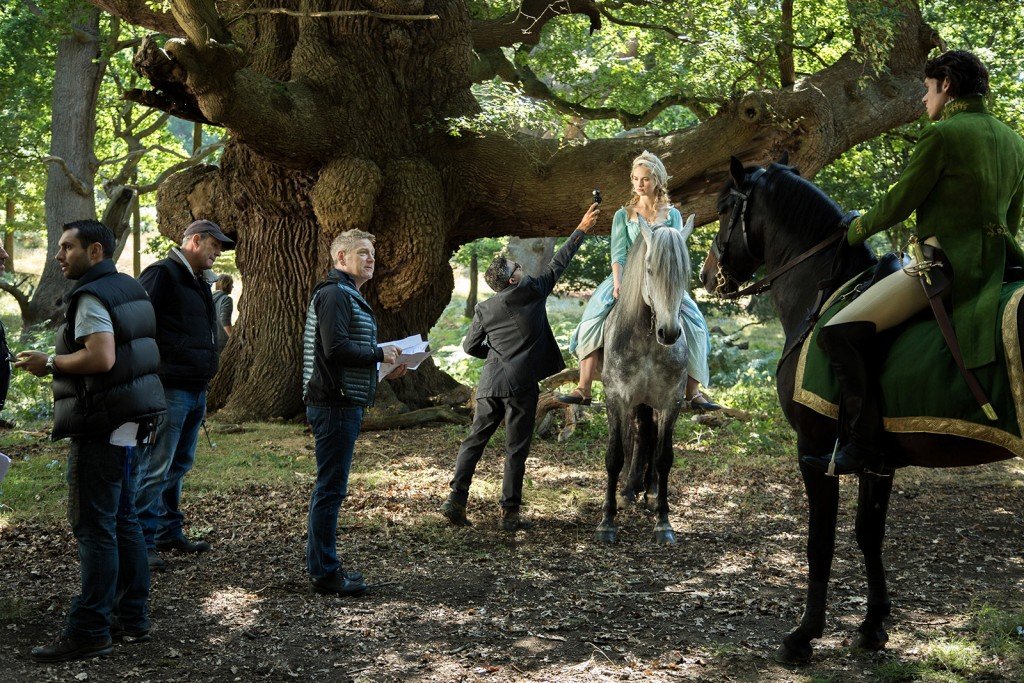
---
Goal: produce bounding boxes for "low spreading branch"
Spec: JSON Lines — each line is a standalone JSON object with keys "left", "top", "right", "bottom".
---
{"left": 130, "top": 141, "right": 223, "bottom": 194}
{"left": 40, "top": 156, "right": 91, "bottom": 197}
{"left": 0, "top": 279, "right": 31, "bottom": 320}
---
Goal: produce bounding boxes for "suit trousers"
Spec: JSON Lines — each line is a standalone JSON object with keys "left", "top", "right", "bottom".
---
{"left": 449, "top": 387, "right": 539, "bottom": 510}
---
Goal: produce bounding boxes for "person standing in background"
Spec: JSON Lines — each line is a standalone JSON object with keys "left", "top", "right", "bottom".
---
{"left": 212, "top": 274, "right": 234, "bottom": 353}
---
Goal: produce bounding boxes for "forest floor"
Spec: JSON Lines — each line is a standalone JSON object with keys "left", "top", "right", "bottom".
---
{"left": 2, "top": 389, "right": 1023, "bottom": 682}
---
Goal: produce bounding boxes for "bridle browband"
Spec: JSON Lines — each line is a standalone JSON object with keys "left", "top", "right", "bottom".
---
{"left": 712, "top": 166, "right": 846, "bottom": 299}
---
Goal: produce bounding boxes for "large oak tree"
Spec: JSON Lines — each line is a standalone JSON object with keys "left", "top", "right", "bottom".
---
{"left": 86, "top": 0, "right": 940, "bottom": 419}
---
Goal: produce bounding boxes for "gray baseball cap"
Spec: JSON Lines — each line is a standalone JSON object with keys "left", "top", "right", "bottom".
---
{"left": 184, "top": 219, "right": 235, "bottom": 250}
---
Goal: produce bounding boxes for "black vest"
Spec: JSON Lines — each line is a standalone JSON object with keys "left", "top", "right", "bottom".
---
{"left": 140, "top": 252, "right": 219, "bottom": 389}
{"left": 51, "top": 260, "right": 166, "bottom": 440}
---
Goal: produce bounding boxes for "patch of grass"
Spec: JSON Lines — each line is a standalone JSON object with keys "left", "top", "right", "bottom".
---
{"left": 0, "top": 435, "right": 67, "bottom": 523}
{"left": 923, "top": 637, "right": 986, "bottom": 677}
{"left": 874, "top": 605, "right": 1024, "bottom": 682}
{"left": 187, "top": 422, "right": 315, "bottom": 493}
{"left": 970, "top": 604, "right": 1024, "bottom": 664}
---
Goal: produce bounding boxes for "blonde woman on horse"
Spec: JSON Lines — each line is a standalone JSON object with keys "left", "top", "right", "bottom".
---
{"left": 557, "top": 150, "right": 719, "bottom": 410}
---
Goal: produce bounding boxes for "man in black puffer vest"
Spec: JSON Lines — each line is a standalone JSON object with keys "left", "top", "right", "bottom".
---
{"left": 16, "top": 220, "right": 166, "bottom": 662}
{"left": 135, "top": 219, "right": 233, "bottom": 571}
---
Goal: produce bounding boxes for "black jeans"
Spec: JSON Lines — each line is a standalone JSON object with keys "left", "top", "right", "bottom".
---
{"left": 449, "top": 387, "right": 538, "bottom": 510}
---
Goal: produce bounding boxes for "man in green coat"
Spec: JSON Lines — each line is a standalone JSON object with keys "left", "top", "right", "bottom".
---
{"left": 804, "top": 50, "right": 1024, "bottom": 475}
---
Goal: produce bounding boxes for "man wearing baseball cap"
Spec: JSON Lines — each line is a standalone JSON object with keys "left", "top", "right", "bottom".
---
{"left": 135, "top": 219, "right": 234, "bottom": 571}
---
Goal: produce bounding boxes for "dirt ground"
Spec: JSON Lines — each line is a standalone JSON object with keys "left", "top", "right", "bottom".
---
{"left": 1, "top": 422, "right": 1023, "bottom": 682}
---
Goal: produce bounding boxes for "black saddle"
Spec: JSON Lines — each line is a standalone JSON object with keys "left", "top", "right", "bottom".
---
{"left": 867, "top": 251, "right": 906, "bottom": 287}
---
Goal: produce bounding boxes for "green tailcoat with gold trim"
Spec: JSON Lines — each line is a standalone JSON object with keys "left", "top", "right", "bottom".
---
{"left": 847, "top": 95, "right": 1024, "bottom": 369}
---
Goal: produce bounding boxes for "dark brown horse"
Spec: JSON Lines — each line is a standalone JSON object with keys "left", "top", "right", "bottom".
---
{"left": 700, "top": 155, "right": 1021, "bottom": 663}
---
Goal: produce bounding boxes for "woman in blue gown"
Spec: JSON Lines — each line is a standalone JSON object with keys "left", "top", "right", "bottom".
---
{"left": 557, "top": 151, "right": 719, "bottom": 410}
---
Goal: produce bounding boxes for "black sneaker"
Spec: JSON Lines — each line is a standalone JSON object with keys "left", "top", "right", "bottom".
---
{"left": 31, "top": 635, "right": 113, "bottom": 663}
{"left": 147, "top": 548, "right": 167, "bottom": 572}
{"left": 156, "top": 536, "right": 211, "bottom": 553}
{"left": 440, "top": 500, "right": 472, "bottom": 527}
{"left": 311, "top": 572, "right": 368, "bottom": 596}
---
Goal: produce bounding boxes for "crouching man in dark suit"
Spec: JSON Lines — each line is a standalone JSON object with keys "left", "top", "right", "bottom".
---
{"left": 441, "top": 204, "right": 600, "bottom": 531}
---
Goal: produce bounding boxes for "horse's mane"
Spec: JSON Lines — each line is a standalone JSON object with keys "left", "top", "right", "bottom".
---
{"left": 617, "top": 227, "right": 690, "bottom": 321}
{"left": 717, "top": 163, "right": 844, "bottom": 242}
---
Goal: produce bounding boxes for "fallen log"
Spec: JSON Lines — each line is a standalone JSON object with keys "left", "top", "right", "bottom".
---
{"left": 361, "top": 406, "right": 470, "bottom": 431}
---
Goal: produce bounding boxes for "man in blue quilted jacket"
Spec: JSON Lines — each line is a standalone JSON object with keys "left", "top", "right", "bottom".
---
{"left": 302, "top": 228, "right": 404, "bottom": 596}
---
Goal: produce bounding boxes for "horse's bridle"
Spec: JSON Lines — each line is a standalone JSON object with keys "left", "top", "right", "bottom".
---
{"left": 711, "top": 167, "right": 768, "bottom": 296}
{"left": 712, "top": 166, "right": 846, "bottom": 299}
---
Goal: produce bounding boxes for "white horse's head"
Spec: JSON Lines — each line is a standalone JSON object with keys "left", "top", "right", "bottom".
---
{"left": 637, "top": 214, "right": 693, "bottom": 346}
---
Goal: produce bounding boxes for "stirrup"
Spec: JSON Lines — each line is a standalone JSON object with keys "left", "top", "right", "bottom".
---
{"left": 826, "top": 439, "right": 839, "bottom": 477}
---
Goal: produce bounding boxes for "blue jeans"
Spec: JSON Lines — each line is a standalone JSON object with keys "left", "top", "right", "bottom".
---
{"left": 66, "top": 439, "right": 150, "bottom": 640}
{"left": 306, "top": 405, "right": 363, "bottom": 580}
{"left": 135, "top": 387, "right": 206, "bottom": 548}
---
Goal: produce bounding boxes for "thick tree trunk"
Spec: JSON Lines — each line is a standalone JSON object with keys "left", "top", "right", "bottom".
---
{"left": 180, "top": 144, "right": 458, "bottom": 419}
{"left": 27, "top": 7, "right": 103, "bottom": 328}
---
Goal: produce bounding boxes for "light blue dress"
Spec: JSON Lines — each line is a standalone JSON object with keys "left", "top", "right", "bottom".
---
{"left": 568, "top": 206, "right": 712, "bottom": 387}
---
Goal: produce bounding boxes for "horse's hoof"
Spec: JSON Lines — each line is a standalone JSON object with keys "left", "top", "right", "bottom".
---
{"left": 774, "top": 639, "right": 812, "bottom": 665}
{"left": 852, "top": 625, "right": 888, "bottom": 651}
{"left": 595, "top": 524, "right": 617, "bottom": 543}
{"left": 616, "top": 493, "right": 632, "bottom": 510}
{"left": 643, "top": 496, "right": 658, "bottom": 513}
{"left": 653, "top": 525, "right": 675, "bottom": 545}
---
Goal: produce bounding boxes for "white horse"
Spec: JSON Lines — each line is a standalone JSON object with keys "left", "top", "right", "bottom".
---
{"left": 597, "top": 215, "right": 694, "bottom": 544}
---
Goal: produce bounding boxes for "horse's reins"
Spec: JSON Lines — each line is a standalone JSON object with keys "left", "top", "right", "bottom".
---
{"left": 713, "top": 166, "right": 847, "bottom": 299}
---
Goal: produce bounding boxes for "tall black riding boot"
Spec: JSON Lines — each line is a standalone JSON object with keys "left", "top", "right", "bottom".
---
{"left": 801, "top": 321, "right": 885, "bottom": 475}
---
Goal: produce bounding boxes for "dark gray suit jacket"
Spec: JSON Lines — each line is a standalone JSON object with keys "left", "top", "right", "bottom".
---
{"left": 464, "top": 230, "right": 587, "bottom": 398}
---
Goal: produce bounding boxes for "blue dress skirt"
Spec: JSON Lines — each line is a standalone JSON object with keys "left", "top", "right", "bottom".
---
{"left": 568, "top": 206, "right": 712, "bottom": 387}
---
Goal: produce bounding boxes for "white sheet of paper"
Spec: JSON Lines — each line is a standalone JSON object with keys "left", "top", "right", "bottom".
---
{"left": 377, "top": 335, "right": 432, "bottom": 381}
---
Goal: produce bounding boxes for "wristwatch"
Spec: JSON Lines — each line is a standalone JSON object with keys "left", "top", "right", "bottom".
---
{"left": 45, "top": 354, "right": 56, "bottom": 375}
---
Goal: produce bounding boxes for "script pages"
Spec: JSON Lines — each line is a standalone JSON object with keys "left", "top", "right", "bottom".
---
{"left": 377, "top": 334, "right": 432, "bottom": 382}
